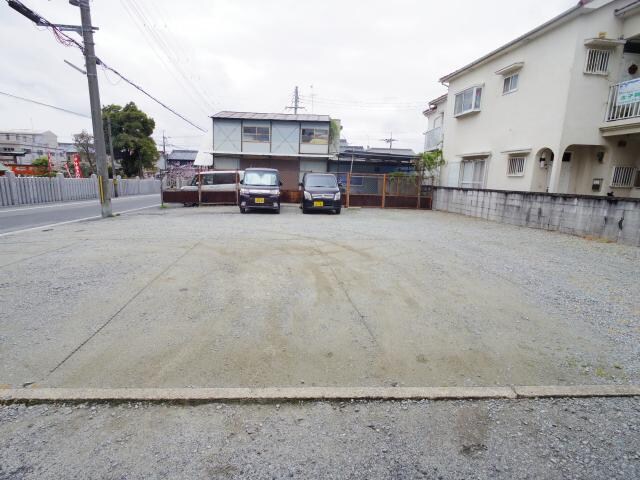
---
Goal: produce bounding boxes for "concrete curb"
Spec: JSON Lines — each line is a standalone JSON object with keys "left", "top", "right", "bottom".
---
{"left": 0, "top": 385, "right": 639, "bottom": 404}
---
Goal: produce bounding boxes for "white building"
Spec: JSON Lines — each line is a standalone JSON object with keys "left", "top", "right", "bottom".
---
{"left": 427, "top": 0, "right": 640, "bottom": 198}
{"left": 0, "top": 130, "right": 66, "bottom": 166}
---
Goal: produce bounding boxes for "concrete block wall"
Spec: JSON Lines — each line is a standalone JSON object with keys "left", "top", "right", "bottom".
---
{"left": 0, "top": 172, "right": 160, "bottom": 207}
{"left": 433, "top": 187, "right": 640, "bottom": 246}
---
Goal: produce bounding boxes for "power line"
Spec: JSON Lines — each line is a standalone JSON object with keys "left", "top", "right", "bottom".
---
{"left": 120, "top": 0, "right": 214, "bottom": 117}
{"left": 6, "top": 0, "right": 206, "bottom": 132}
{"left": 0, "top": 90, "right": 91, "bottom": 118}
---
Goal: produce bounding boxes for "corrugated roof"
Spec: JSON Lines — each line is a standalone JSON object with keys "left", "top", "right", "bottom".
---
{"left": 212, "top": 111, "right": 331, "bottom": 122}
{"left": 366, "top": 148, "right": 416, "bottom": 156}
{"left": 168, "top": 149, "right": 198, "bottom": 161}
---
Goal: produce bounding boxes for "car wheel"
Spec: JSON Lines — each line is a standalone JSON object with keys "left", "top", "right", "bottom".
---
{"left": 302, "top": 208, "right": 309, "bottom": 214}
{"left": 275, "top": 208, "right": 281, "bottom": 214}
{"left": 335, "top": 208, "right": 341, "bottom": 215}
{"left": 240, "top": 207, "right": 246, "bottom": 214}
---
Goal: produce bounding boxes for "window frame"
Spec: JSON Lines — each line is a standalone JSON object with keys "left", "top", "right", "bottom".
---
{"left": 610, "top": 165, "right": 636, "bottom": 188}
{"left": 454, "top": 86, "right": 483, "bottom": 117}
{"left": 242, "top": 125, "right": 271, "bottom": 144}
{"left": 584, "top": 48, "right": 612, "bottom": 75}
{"left": 502, "top": 73, "right": 519, "bottom": 95}
{"left": 635, "top": 170, "right": 640, "bottom": 189}
{"left": 300, "top": 127, "right": 329, "bottom": 145}
{"left": 507, "top": 155, "right": 527, "bottom": 176}
{"left": 459, "top": 158, "right": 487, "bottom": 189}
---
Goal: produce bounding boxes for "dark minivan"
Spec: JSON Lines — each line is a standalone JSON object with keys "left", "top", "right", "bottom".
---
{"left": 239, "top": 168, "right": 282, "bottom": 213}
{"left": 300, "top": 173, "right": 342, "bottom": 214}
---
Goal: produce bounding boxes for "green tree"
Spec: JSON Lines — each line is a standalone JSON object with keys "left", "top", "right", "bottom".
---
{"left": 102, "top": 102, "right": 158, "bottom": 177}
{"left": 31, "top": 156, "right": 50, "bottom": 168}
{"left": 415, "top": 149, "right": 446, "bottom": 186}
{"left": 31, "top": 156, "right": 55, "bottom": 176}
{"left": 73, "top": 130, "right": 95, "bottom": 174}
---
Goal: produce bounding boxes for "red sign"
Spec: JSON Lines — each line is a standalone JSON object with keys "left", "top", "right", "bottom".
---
{"left": 73, "top": 154, "right": 82, "bottom": 178}
{"left": 7, "top": 164, "right": 47, "bottom": 176}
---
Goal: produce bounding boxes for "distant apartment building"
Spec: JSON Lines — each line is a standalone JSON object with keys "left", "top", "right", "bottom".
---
{"left": 426, "top": 0, "right": 640, "bottom": 197}
{"left": 0, "top": 130, "right": 65, "bottom": 166}
{"left": 198, "top": 111, "right": 339, "bottom": 190}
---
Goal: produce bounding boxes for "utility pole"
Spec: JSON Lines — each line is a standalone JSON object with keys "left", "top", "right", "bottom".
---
{"left": 71, "top": 0, "right": 112, "bottom": 217}
{"left": 381, "top": 132, "right": 398, "bottom": 149}
{"left": 107, "top": 116, "right": 117, "bottom": 197}
{"left": 285, "top": 86, "right": 305, "bottom": 114}
{"left": 162, "top": 131, "right": 167, "bottom": 164}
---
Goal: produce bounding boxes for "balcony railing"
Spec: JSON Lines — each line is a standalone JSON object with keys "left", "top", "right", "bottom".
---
{"left": 605, "top": 80, "right": 640, "bottom": 122}
{"left": 425, "top": 126, "right": 443, "bottom": 151}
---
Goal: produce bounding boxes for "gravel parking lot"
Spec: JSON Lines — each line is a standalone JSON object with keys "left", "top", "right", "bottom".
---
{"left": 0, "top": 205, "right": 638, "bottom": 388}
{"left": 1, "top": 398, "right": 638, "bottom": 479}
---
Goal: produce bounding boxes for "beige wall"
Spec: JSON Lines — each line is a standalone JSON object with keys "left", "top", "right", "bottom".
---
{"left": 438, "top": 0, "right": 640, "bottom": 197}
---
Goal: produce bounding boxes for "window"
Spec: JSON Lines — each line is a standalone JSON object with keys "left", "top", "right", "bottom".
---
{"left": 242, "top": 125, "right": 270, "bottom": 143}
{"left": 503, "top": 73, "right": 519, "bottom": 94}
{"left": 611, "top": 166, "right": 635, "bottom": 187}
{"left": 301, "top": 127, "right": 329, "bottom": 145}
{"left": 454, "top": 86, "right": 482, "bottom": 116}
{"left": 459, "top": 159, "right": 486, "bottom": 188}
{"left": 507, "top": 156, "right": 526, "bottom": 176}
{"left": 244, "top": 171, "right": 279, "bottom": 186}
{"left": 584, "top": 48, "right": 611, "bottom": 75}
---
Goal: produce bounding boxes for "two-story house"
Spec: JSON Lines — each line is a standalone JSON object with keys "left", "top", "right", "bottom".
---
{"left": 428, "top": 0, "right": 640, "bottom": 198}
{"left": 196, "top": 111, "right": 339, "bottom": 191}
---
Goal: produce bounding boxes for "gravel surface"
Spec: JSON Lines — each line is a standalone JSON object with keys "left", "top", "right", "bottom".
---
{"left": 0, "top": 206, "right": 638, "bottom": 388}
{"left": 0, "top": 398, "right": 638, "bottom": 479}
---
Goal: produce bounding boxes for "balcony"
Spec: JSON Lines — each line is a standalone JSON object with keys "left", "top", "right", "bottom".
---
{"left": 424, "top": 127, "right": 443, "bottom": 151}
{"left": 601, "top": 79, "right": 640, "bottom": 136}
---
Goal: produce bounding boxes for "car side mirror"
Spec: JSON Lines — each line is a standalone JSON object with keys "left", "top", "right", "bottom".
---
{"left": 338, "top": 182, "right": 343, "bottom": 188}
{"left": 279, "top": 181, "right": 283, "bottom": 186}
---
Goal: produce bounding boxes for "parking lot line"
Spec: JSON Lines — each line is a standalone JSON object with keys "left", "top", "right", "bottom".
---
{"left": 1, "top": 385, "right": 638, "bottom": 403}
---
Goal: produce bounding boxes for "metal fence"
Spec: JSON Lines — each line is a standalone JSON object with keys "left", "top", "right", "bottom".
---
{"left": 344, "top": 173, "right": 431, "bottom": 209}
{"left": 0, "top": 172, "right": 160, "bottom": 207}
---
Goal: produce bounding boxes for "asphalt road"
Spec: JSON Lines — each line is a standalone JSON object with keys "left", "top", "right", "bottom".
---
{"left": 0, "top": 194, "right": 161, "bottom": 236}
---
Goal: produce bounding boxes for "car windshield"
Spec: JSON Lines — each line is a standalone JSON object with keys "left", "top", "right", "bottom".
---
{"left": 305, "top": 175, "right": 337, "bottom": 188}
{"left": 244, "top": 171, "right": 278, "bottom": 186}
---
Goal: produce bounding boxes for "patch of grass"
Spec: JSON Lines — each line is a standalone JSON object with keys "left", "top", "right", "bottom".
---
{"left": 594, "top": 367, "right": 607, "bottom": 378}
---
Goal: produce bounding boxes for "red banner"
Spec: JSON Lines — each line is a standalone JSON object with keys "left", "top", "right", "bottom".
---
{"left": 73, "top": 154, "right": 82, "bottom": 178}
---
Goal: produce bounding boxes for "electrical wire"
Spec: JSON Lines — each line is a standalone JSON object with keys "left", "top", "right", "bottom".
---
{"left": 0, "top": 90, "right": 91, "bottom": 118}
{"left": 124, "top": 0, "right": 216, "bottom": 114}
{"left": 6, "top": 0, "right": 206, "bottom": 132}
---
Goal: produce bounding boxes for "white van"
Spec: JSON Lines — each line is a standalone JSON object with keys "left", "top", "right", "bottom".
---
{"left": 180, "top": 170, "right": 244, "bottom": 192}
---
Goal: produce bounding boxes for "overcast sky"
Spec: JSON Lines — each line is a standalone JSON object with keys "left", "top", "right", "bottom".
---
{"left": 1, "top": 0, "right": 575, "bottom": 152}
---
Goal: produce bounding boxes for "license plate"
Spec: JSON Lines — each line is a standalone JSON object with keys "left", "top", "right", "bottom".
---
{"left": 255, "top": 198, "right": 265, "bottom": 204}
{"left": 313, "top": 201, "right": 324, "bottom": 207}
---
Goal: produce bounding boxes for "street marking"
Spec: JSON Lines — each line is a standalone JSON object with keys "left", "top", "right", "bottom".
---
{"left": 0, "top": 385, "right": 638, "bottom": 403}
{"left": 0, "top": 204, "right": 159, "bottom": 238}
{"left": 0, "top": 194, "right": 160, "bottom": 214}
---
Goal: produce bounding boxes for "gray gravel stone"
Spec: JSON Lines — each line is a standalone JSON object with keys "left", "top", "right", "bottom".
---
{"left": 0, "top": 398, "right": 638, "bottom": 479}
